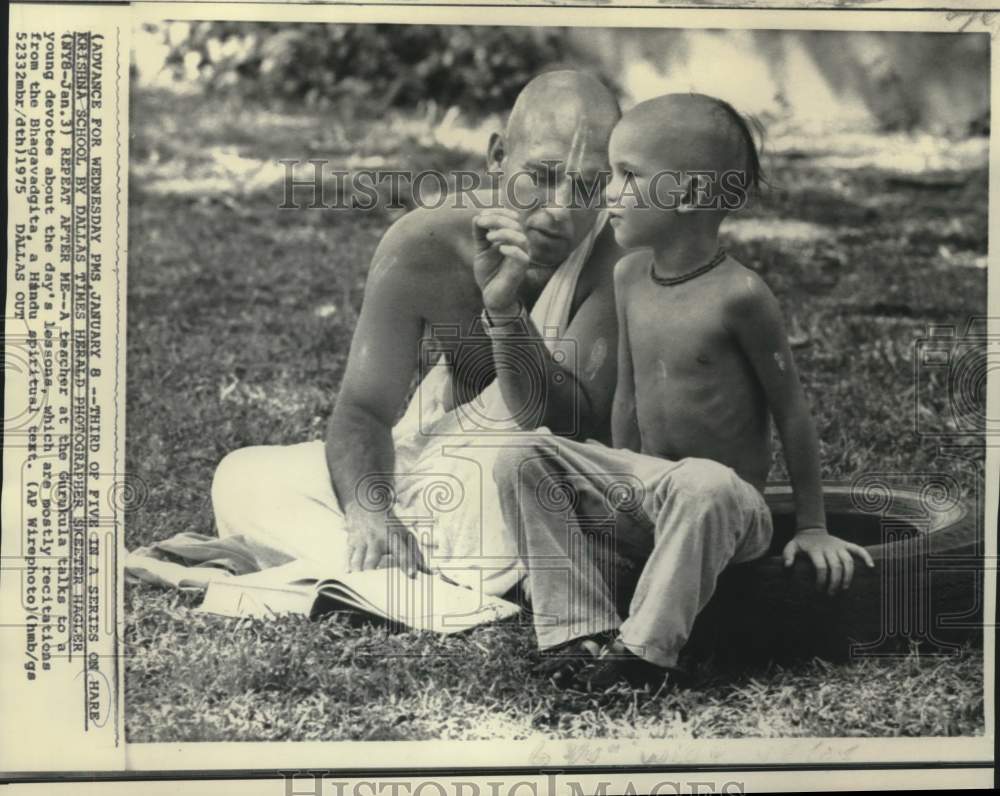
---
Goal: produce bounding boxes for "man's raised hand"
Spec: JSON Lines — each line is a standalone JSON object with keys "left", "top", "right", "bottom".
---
{"left": 473, "top": 208, "right": 531, "bottom": 314}
{"left": 782, "top": 528, "right": 875, "bottom": 595}
{"left": 345, "top": 506, "right": 428, "bottom": 578}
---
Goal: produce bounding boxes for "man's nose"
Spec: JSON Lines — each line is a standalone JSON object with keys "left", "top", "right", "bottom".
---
{"left": 542, "top": 178, "right": 575, "bottom": 219}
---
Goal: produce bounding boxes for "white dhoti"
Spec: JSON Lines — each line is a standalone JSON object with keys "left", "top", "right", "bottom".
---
{"left": 126, "top": 213, "right": 608, "bottom": 598}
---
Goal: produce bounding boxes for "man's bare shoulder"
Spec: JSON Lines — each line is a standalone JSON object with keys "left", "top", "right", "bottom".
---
{"left": 369, "top": 204, "right": 478, "bottom": 281}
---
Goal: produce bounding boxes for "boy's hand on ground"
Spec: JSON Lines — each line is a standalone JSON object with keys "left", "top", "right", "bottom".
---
{"left": 473, "top": 208, "right": 531, "bottom": 314}
{"left": 345, "top": 508, "right": 428, "bottom": 578}
{"left": 782, "top": 528, "right": 875, "bottom": 595}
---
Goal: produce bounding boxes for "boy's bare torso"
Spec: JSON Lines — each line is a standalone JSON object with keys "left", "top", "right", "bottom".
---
{"left": 619, "top": 251, "right": 771, "bottom": 491}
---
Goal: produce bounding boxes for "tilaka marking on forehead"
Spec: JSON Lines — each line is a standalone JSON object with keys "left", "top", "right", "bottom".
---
{"left": 566, "top": 122, "right": 586, "bottom": 174}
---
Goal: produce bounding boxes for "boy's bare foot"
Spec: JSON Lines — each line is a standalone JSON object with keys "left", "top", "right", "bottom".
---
{"left": 532, "top": 630, "right": 617, "bottom": 689}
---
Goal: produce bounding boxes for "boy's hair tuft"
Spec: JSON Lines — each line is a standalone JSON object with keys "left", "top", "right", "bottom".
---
{"left": 706, "top": 96, "right": 767, "bottom": 205}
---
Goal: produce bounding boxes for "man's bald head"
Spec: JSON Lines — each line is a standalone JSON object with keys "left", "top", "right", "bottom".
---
{"left": 486, "top": 70, "right": 620, "bottom": 267}
{"left": 505, "top": 70, "right": 620, "bottom": 151}
{"left": 619, "top": 93, "right": 763, "bottom": 200}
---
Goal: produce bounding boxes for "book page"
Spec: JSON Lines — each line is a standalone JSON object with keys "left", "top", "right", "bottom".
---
{"left": 193, "top": 559, "right": 327, "bottom": 618}
{"left": 196, "top": 579, "right": 316, "bottom": 619}
{"left": 318, "top": 568, "right": 520, "bottom": 633}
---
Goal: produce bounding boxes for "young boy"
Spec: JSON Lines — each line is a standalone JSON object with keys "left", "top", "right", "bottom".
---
{"left": 492, "top": 93, "right": 874, "bottom": 691}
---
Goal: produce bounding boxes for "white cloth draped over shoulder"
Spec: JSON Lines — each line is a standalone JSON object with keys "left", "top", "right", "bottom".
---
{"left": 125, "top": 212, "right": 608, "bottom": 599}
{"left": 381, "top": 210, "right": 608, "bottom": 593}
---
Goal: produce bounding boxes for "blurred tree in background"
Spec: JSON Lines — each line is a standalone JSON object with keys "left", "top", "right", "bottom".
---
{"left": 161, "top": 22, "right": 568, "bottom": 113}
{"left": 149, "top": 22, "right": 989, "bottom": 136}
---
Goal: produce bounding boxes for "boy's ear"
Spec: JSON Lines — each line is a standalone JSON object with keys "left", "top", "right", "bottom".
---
{"left": 678, "top": 172, "right": 718, "bottom": 214}
{"left": 676, "top": 173, "right": 701, "bottom": 215}
{"left": 486, "top": 132, "right": 506, "bottom": 173}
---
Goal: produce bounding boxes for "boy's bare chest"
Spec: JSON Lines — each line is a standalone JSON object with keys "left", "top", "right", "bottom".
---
{"left": 626, "top": 284, "right": 736, "bottom": 375}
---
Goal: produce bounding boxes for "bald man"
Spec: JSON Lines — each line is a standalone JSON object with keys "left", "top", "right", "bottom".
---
{"left": 210, "top": 71, "right": 624, "bottom": 587}
{"left": 494, "top": 94, "right": 873, "bottom": 692}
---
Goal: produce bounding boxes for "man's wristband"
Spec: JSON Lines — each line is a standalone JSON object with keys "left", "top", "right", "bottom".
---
{"left": 795, "top": 525, "right": 828, "bottom": 534}
{"left": 482, "top": 302, "right": 525, "bottom": 336}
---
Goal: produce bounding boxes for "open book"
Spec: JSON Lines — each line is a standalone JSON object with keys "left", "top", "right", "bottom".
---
{"left": 197, "top": 560, "right": 521, "bottom": 635}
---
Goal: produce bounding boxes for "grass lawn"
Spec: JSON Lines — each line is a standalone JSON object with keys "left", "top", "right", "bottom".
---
{"left": 124, "top": 89, "right": 987, "bottom": 742}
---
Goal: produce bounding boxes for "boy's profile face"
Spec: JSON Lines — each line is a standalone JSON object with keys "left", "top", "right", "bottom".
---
{"left": 605, "top": 117, "right": 684, "bottom": 250}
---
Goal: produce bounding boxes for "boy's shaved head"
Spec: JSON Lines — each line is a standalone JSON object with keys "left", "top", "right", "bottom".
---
{"left": 621, "top": 93, "right": 763, "bottom": 198}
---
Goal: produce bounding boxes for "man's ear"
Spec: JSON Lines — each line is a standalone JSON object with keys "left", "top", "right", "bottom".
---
{"left": 486, "top": 132, "right": 506, "bottom": 173}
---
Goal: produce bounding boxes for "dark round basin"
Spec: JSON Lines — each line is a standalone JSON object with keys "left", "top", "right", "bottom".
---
{"left": 619, "top": 483, "right": 983, "bottom": 663}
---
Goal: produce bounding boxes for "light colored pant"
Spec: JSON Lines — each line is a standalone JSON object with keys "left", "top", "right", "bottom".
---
{"left": 210, "top": 439, "right": 527, "bottom": 595}
{"left": 493, "top": 436, "right": 773, "bottom": 668}
{"left": 212, "top": 441, "right": 352, "bottom": 572}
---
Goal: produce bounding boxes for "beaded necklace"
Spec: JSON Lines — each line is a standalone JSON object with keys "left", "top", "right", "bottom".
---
{"left": 649, "top": 248, "right": 727, "bottom": 286}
